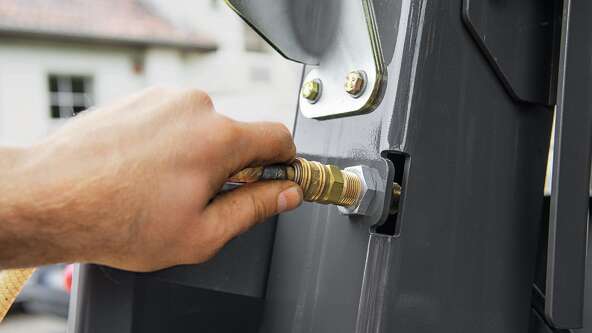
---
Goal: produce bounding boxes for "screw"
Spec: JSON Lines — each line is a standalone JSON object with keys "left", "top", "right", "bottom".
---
{"left": 301, "top": 79, "right": 322, "bottom": 103}
{"left": 344, "top": 70, "right": 367, "bottom": 97}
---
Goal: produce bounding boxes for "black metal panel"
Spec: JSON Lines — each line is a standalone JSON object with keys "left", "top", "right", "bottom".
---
{"left": 574, "top": 199, "right": 592, "bottom": 333}
{"left": 131, "top": 279, "right": 264, "bottom": 333}
{"left": 261, "top": 1, "right": 552, "bottom": 333}
{"left": 462, "top": 0, "right": 561, "bottom": 105}
{"left": 545, "top": 0, "right": 592, "bottom": 328}
{"left": 138, "top": 219, "right": 276, "bottom": 298}
{"left": 68, "top": 265, "right": 135, "bottom": 333}
{"left": 530, "top": 309, "right": 568, "bottom": 333}
{"left": 531, "top": 198, "right": 592, "bottom": 333}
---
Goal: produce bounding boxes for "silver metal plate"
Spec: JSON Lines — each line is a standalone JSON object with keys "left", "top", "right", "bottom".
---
{"left": 225, "top": 0, "right": 385, "bottom": 119}
{"left": 300, "top": 0, "right": 384, "bottom": 119}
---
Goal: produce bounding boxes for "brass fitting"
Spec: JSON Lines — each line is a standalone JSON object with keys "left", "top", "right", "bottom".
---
{"left": 228, "top": 157, "right": 401, "bottom": 213}
{"left": 288, "top": 158, "right": 361, "bottom": 207}
{"left": 228, "top": 157, "right": 362, "bottom": 207}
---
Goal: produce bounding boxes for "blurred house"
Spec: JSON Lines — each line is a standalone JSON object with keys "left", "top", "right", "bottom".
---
{"left": 0, "top": 0, "right": 301, "bottom": 146}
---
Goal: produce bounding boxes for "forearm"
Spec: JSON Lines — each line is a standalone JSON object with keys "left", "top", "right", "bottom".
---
{"left": 0, "top": 146, "right": 33, "bottom": 268}
{"left": 0, "top": 87, "right": 301, "bottom": 272}
{"left": 0, "top": 146, "right": 67, "bottom": 268}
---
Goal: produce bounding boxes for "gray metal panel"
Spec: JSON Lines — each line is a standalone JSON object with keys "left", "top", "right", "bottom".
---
{"left": 573, "top": 199, "right": 592, "bottom": 333}
{"left": 68, "top": 265, "right": 135, "bottom": 333}
{"left": 139, "top": 219, "right": 276, "bottom": 298}
{"left": 462, "top": 0, "right": 561, "bottom": 105}
{"left": 261, "top": 1, "right": 552, "bottom": 333}
{"left": 531, "top": 309, "right": 567, "bottom": 333}
{"left": 545, "top": 0, "right": 592, "bottom": 328}
{"left": 130, "top": 279, "right": 264, "bottom": 333}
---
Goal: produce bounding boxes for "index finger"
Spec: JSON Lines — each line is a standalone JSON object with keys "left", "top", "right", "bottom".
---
{"left": 229, "top": 120, "right": 296, "bottom": 172}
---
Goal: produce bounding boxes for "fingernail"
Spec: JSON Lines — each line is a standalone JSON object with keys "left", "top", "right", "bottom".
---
{"left": 277, "top": 186, "right": 303, "bottom": 213}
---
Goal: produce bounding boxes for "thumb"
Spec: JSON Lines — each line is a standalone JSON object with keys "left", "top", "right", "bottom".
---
{"left": 202, "top": 181, "right": 303, "bottom": 243}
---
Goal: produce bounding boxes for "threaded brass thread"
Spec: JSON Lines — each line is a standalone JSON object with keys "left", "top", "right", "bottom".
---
{"left": 288, "top": 157, "right": 362, "bottom": 207}
{"left": 339, "top": 171, "right": 362, "bottom": 207}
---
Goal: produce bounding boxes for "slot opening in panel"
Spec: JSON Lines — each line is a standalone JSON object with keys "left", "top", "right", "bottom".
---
{"left": 373, "top": 151, "right": 409, "bottom": 236}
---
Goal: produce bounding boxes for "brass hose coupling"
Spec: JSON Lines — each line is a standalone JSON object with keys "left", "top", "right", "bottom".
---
{"left": 228, "top": 157, "right": 401, "bottom": 215}
{"left": 290, "top": 158, "right": 362, "bottom": 206}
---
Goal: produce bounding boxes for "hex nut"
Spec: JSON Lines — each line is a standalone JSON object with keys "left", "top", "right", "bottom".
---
{"left": 338, "top": 165, "right": 378, "bottom": 216}
{"left": 319, "top": 164, "right": 346, "bottom": 204}
{"left": 344, "top": 70, "right": 367, "bottom": 97}
{"left": 301, "top": 79, "right": 322, "bottom": 103}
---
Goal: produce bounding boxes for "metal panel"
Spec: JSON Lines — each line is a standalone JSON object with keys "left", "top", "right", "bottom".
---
{"left": 462, "top": 0, "right": 561, "bottom": 105}
{"left": 545, "top": 0, "right": 592, "bottom": 328}
{"left": 225, "top": 0, "right": 386, "bottom": 119}
{"left": 261, "top": 0, "right": 552, "bottom": 332}
{"left": 67, "top": 265, "right": 135, "bottom": 333}
{"left": 530, "top": 198, "right": 592, "bottom": 333}
{"left": 574, "top": 199, "right": 592, "bottom": 333}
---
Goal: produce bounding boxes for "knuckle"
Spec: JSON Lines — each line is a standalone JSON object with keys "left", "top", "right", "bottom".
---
{"left": 272, "top": 123, "right": 295, "bottom": 157}
{"left": 276, "top": 123, "right": 292, "bottom": 138}
{"left": 182, "top": 89, "right": 214, "bottom": 111}
{"left": 217, "top": 117, "right": 240, "bottom": 144}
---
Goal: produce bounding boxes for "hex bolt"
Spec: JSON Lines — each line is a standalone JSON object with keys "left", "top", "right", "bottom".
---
{"left": 301, "top": 79, "right": 322, "bottom": 103}
{"left": 344, "top": 70, "right": 367, "bottom": 97}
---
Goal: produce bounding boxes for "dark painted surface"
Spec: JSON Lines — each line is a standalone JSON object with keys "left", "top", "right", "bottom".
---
{"left": 138, "top": 218, "right": 276, "bottom": 298}
{"left": 131, "top": 278, "right": 264, "bottom": 333}
{"left": 530, "top": 198, "right": 592, "bottom": 333}
{"left": 462, "top": 0, "right": 561, "bottom": 105}
{"left": 574, "top": 199, "right": 592, "bottom": 333}
{"left": 262, "top": 0, "right": 552, "bottom": 332}
{"left": 545, "top": 0, "right": 592, "bottom": 328}
{"left": 68, "top": 265, "right": 134, "bottom": 333}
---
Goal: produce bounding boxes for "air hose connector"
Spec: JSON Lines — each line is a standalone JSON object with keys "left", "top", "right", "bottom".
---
{"left": 289, "top": 158, "right": 362, "bottom": 207}
{"left": 228, "top": 157, "right": 401, "bottom": 214}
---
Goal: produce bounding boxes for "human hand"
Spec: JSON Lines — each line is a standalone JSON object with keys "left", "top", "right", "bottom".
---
{"left": 0, "top": 87, "right": 302, "bottom": 271}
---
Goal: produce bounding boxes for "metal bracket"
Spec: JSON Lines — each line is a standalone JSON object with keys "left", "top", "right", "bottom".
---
{"left": 224, "top": 0, "right": 386, "bottom": 119}
{"left": 462, "top": 0, "right": 561, "bottom": 106}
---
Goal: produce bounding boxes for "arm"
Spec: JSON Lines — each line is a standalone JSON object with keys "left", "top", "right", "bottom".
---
{"left": 0, "top": 87, "right": 302, "bottom": 272}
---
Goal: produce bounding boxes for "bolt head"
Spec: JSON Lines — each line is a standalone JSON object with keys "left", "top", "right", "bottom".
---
{"left": 301, "top": 79, "right": 321, "bottom": 103}
{"left": 344, "top": 70, "right": 367, "bottom": 97}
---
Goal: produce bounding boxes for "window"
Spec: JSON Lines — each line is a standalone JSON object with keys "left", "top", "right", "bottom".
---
{"left": 49, "top": 75, "right": 93, "bottom": 119}
{"left": 244, "top": 24, "right": 268, "bottom": 53}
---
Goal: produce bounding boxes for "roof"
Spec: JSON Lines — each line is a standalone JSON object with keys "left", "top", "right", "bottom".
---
{"left": 0, "top": 0, "right": 217, "bottom": 51}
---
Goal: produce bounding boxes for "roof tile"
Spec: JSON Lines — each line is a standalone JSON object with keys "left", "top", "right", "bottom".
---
{"left": 0, "top": 0, "right": 216, "bottom": 51}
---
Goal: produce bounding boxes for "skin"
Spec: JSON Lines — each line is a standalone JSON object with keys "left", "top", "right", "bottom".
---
{"left": 0, "top": 87, "right": 303, "bottom": 272}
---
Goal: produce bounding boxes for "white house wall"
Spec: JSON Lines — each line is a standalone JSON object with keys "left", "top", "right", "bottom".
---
{"left": 0, "top": 2, "right": 302, "bottom": 146}
{"left": 0, "top": 39, "right": 145, "bottom": 146}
